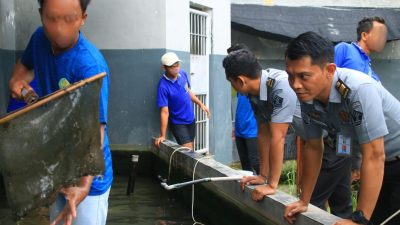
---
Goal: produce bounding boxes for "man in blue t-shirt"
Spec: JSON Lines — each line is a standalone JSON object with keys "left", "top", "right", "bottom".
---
{"left": 335, "top": 17, "right": 387, "bottom": 82}
{"left": 8, "top": 0, "right": 112, "bottom": 225}
{"left": 155, "top": 52, "right": 210, "bottom": 150}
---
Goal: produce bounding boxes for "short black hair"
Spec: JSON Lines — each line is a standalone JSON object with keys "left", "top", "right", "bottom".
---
{"left": 223, "top": 49, "right": 262, "bottom": 80}
{"left": 285, "top": 31, "right": 334, "bottom": 67}
{"left": 38, "top": 0, "right": 91, "bottom": 13}
{"left": 357, "top": 17, "right": 385, "bottom": 41}
{"left": 227, "top": 43, "right": 250, "bottom": 54}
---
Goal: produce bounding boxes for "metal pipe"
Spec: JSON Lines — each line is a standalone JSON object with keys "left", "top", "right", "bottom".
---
{"left": 21, "top": 88, "right": 39, "bottom": 105}
{"left": 159, "top": 176, "right": 243, "bottom": 191}
{"left": 126, "top": 155, "right": 139, "bottom": 195}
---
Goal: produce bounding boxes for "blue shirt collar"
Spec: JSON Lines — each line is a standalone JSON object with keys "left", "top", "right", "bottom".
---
{"left": 351, "top": 42, "right": 371, "bottom": 61}
{"left": 52, "top": 31, "right": 84, "bottom": 59}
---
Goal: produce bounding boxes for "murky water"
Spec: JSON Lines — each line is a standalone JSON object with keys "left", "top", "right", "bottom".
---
{"left": 0, "top": 177, "right": 198, "bottom": 225}
{"left": 107, "top": 176, "right": 195, "bottom": 225}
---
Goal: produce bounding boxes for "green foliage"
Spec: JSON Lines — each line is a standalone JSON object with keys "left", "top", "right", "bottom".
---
{"left": 279, "top": 160, "right": 297, "bottom": 196}
{"left": 351, "top": 181, "right": 360, "bottom": 211}
{"left": 280, "top": 160, "right": 296, "bottom": 184}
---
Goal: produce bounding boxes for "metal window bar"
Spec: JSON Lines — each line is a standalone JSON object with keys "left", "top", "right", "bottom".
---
{"left": 190, "top": 10, "right": 207, "bottom": 55}
{"left": 193, "top": 94, "right": 208, "bottom": 153}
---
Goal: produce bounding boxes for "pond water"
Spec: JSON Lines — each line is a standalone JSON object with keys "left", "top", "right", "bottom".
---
{"left": 0, "top": 176, "right": 203, "bottom": 225}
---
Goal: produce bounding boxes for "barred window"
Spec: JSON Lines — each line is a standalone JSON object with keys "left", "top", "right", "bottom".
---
{"left": 190, "top": 10, "right": 207, "bottom": 55}
{"left": 193, "top": 94, "right": 208, "bottom": 152}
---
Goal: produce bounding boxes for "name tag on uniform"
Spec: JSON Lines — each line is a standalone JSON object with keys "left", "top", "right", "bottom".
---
{"left": 336, "top": 133, "right": 351, "bottom": 156}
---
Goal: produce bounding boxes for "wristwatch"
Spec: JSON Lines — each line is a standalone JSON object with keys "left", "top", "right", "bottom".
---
{"left": 352, "top": 210, "right": 372, "bottom": 225}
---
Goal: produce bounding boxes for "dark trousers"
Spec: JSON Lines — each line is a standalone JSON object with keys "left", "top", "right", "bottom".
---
{"left": 169, "top": 120, "right": 196, "bottom": 145}
{"left": 311, "top": 157, "right": 353, "bottom": 219}
{"left": 235, "top": 136, "right": 259, "bottom": 174}
{"left": 370, "top": 160, "right": 400, "bottom": 225}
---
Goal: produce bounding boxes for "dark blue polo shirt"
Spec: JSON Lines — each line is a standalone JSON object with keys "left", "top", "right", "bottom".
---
{"left": 335, "top": 42, "right": 380, "bottom": 81}
{"left": 157, "top": 69, "right": 195, "bottom": 124}
{"left": 235, "top": 93, "right": 257, "bottom": 138}
{"left": 16, "top": 26, "right": 112, "bottom": 196}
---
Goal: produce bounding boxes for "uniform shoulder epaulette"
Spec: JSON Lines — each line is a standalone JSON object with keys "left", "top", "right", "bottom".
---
{"left": 335, "top": 79, "right": 351, "bottom": 99}
{"left": 267, "top": 78, "right": 275, "bottom": 88}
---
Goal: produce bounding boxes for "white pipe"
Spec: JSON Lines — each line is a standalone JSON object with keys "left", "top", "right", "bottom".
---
{"left": 160, "top": 176, "right": 243, "bottom": 190}
{"left": 209, "top": 176, "right": 243, "bottom": 181}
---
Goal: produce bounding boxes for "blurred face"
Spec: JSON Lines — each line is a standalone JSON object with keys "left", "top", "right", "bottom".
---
{"left": 286, "top": 56, "right": 335, "bottom": 104}
{"left": 40, "top": 0, "right": 87, "bottom": 53}
{"left": 364, "top": 21, "right": 387, "bottom": 52}
{"left": 164, "top": 62, "right": 180, "bottom": 78}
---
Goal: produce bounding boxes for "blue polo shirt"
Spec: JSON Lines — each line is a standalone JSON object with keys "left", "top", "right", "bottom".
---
{"left": 157, "top": 69, "right": 195, "bottom": 124}
{"left": 7, "top": 79, "right": 39, "bottom": 112}
{"left": 335, "top": 42, "right": 380, "bottom": 81}
{"left": 7, "top": 99, "right": 25, "bottom": 112}
{"left": 235, "top": 93, "right": 257, "bottom": 138}
{"left": 19, "top": 26, "right": 112, "bottom": 196}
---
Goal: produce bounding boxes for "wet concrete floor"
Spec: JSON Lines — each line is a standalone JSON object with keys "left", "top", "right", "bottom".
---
{"left": 0, "top": 176, "right": 198, "bottom": 225}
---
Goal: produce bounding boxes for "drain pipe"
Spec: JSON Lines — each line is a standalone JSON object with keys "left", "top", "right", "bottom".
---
{"left": 126, "top": 155, "right": 139, "bottom": 195}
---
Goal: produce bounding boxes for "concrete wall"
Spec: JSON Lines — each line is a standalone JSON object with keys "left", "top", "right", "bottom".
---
{"left": 82, "top": 0, "right": 166, "bottom": 50}
{"left": 14, "top": 0, "right": 40, "bottom": 51}
{"left": 209, "top": 54, "right": 233, "bottom": 163}
{"left": 192, "top": 0, "right": 233, "bottom": 163}
{"left": 166, "top": 0, "right": 189, "bottom": 52}
{"left": 0, "top": 0, "right": 16, "bottom": 116}
{"left": 78, "top": 0, "right": 189, "bottom": 149}
{"left": 194, "top": 0, "right": 232, "bottom": 55}
{"left": 0, "top": 0, "right": 234, "bottom": 163}
{"left": 153, "top": 140, "right": 341, "bottom": 225}
{"left": 0, "top": 0, "right": 16, "bottom": 50}
{"left": 231, "top": 0, "right": 400, "bottom": 8}
{"left": 88, "top": 0, "right": 233, "bottom": 163}
{"left": 0, "top": 0, "right": 40, "bottom": 116}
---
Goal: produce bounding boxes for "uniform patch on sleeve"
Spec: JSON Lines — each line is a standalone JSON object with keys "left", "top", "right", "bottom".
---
{"left": 273, "top": 95, "right": 283, "bottom": 108}
{"left": 351, "top": 110, "right": 363, "bottom": 126}
{"left": 352, "top": 101, "right": 362, "bottom": 110}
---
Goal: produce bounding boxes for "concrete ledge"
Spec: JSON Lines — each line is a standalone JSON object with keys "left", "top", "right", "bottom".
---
{"left": 152, "top": 140, "right": 341, "bottom": 225}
